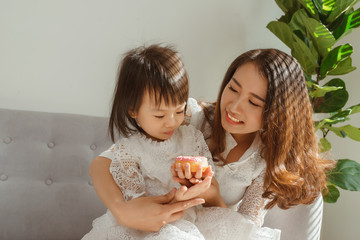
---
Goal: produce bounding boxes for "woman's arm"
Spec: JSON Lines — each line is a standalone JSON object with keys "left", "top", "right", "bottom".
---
{"left": 237, "top": 171, "right": 269, "bottom": 227}
{"left": 89, "top": 156, "right": 205, "bottom": 232}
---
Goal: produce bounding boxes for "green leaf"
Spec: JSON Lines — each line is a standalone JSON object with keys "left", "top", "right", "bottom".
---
{"left": 327, "top": 110, "right": 351, "bottom": 124}
{"left": 337, "top": 125, "right": 360, "bottom": 141}
{"left": 267, "top": 21, "right": 295, "bottom": 49}
{"left": 319, "top": 137, "right": 332, "bottom": 152}
{"left": 326, "top": 0, "right": 360, "bottom": 23}
{"left": 327, "top": 159, "right": 360, "bottom": 191}
{"left": 329, "top": 103, "right": 360, "bottom": 121}
{"left": 348, "top": 104, "right": 360, "bottom": 114}
{"left": 323, "top": 184, "right": 340, "bottom": 203}
{"left": 315, "top": 115, "right": 350, "bottom": 129}
{"left": 289, "top": 9, "right": 335, "bottom": 57}
{"left": 313, "top": 0, "right": 325, "bottom": 14}
{"left": 275, "top": 0, "right": 301, "bottom": 14}
{"left": 326, "top": 125, "right": 347, "bottom": 137}
{"left": 313, "top": 78, "right": 349, "bottom": 113}
{"left": 328, "top": 12, "right": 346, "bottom": 32}
{"left": 298, "top": 0, "right": 320, "bottom": 19}
{"left": 326, "top": 125, "right": 360, "bottom": 141}
{"left": 327, "top": 57, "right": 357, "bottom": 75}
{"left": 315, "top": 119, "right": 329, "bottom": 131}
{"left": 291, "top": 34, "right": 319, "bottom": 75}
{"left": 322, "top": 0, "right": 337, "bottom": 14}
{"left": 319, "top": 44, "right": 353, "bottom": 78}
{"left": 309, "top": 83, "right": 343, "bottom": 97}
{"left": 333, "top": 8, "right": 360, "bottom": 39}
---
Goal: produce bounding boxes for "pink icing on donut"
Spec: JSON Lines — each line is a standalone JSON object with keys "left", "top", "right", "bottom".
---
{"left": 175, "top": 156, "right": 208, "bottom": 173}
{"left": 175, "top": 156, "right": 207, "bottom": 162}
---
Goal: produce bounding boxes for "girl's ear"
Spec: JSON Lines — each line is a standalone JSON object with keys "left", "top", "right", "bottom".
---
{"left": 128, "top": 110, "right": 137, "bottom": 119}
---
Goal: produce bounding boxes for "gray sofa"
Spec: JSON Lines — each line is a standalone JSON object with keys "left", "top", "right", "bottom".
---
{"left": 0, "top": 108, "right": 323, "bottom": 240}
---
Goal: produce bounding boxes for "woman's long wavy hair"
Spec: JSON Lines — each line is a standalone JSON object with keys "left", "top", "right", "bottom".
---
{"left": 207, "top": 49, "right": 333, "bottom": 209}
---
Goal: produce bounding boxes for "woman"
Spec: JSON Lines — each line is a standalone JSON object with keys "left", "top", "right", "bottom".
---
{"left": 89, "top": 48, "right": 331, "bottom": 235}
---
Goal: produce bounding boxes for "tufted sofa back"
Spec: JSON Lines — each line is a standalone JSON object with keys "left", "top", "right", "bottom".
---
{"left": 0, "top": 108, "right": 324, "bottom": 240}
{"left": 0, "top": 108, "right": 110, "bottom": 240}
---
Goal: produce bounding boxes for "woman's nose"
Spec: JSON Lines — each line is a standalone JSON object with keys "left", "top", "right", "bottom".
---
{"left": 229, "top": 97, "right": 244, "bottom": 114}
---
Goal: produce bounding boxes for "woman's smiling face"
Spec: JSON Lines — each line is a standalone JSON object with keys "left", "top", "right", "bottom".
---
{"left": 220, "top": 62, "right": 267, "bottom": 138}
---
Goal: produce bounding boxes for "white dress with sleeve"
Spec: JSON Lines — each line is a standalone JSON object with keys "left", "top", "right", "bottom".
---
{"left": 82, "top": 125, "right": 213, "bottom": 240}
{"left": 186, "top": 98, "right": 281, "bottom": 239}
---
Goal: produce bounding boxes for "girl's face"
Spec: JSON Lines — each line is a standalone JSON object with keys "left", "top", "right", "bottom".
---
{"left": 129, "top": 91, "right": 186, "bottom": 141}
{"left": 220, "top": 63, "right": 267, "bottom": 140}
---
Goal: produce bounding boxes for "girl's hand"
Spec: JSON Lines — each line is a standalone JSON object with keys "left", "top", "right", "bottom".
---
{"left": 174, "top": 173, "right": 213, "bottom": 202}
{"left": 114, "top": 188, "right": 205, "bottom": 232}
{"left": 171, "top": 163, "right": 213, "bottom": 187}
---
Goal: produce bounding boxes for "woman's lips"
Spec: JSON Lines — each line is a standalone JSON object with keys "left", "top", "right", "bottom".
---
{"left": 225, "top": 111, "right": 243, "bottom": 125}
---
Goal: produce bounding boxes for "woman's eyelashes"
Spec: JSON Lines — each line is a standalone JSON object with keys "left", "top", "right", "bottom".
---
{"left": 249, "top": 100, "right": 260, "bottom": 107}
{"left": 229, "top": 85, "right": 261, "bottom": 107}
{"left": 228, "top": 85, "right": 237, "bottom": 93}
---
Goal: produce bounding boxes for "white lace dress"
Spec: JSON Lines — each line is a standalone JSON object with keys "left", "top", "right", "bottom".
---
{"left": 82, "top": 125, "right": 213, "bottom": 240}
{"left": 186, "top": 98, "right": 281, "bottom": 239}
{"left": 83, "top": 98, "right": 281, "bottom": 240}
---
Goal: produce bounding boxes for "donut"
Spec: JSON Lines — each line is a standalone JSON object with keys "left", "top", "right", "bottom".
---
{"left": 175, "top": 156, "right": 209, "bottom": 173}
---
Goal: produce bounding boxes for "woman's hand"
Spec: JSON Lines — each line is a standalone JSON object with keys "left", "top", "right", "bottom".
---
{"left": 198, "top": 177, "right": 227, "bottom": 208}
{"left": 113, "top": 188, "right": 205, "bottom": 232}
{"left": 173, "top": 174, "right": 213, "bottom": 201}
{"left": 171, "top": 163, "right": 225, "bottom": 207}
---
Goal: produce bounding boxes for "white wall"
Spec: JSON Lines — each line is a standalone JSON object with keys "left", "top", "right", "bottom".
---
{"left": 1, "top": 1, "right": 359, "bottom": 239}
{"left": 0, "top": 0, "right": 285, "bottom": 116}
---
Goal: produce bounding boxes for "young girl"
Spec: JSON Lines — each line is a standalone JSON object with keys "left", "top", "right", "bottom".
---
{"left": 82, "top": 44, "right": 219, "bottom": 240}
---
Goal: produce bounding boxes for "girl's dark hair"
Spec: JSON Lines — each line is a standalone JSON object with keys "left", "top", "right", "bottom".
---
{"left": 206, "top": 48, "right": 333, "bottom": 209}
{"left": 109, "top": 44, "right": 189, "bottom": 142}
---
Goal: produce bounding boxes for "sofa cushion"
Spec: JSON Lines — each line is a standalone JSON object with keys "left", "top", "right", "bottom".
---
{"left": 0, "top": 108, "right": 110, "bottom": 240}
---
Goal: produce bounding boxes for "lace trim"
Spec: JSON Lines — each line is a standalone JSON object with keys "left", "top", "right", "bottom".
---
{"left": 237, "top": 170, "right": 269, "bottom": 227}
{"left": 110, "top": 142, "right": 146, "bottom": 201}
{"left": 196, "top": 207, "right": 280, "bottom": 240}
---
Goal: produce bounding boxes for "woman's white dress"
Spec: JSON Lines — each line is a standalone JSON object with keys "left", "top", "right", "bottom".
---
{"left": 186, "top": 98, "right": 281, "bottom": 239}
{"left": 82, "top": 98, "right": 281, "bottom": 239}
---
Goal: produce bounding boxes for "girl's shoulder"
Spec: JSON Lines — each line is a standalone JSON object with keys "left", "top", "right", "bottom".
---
{"left": 184, "top": 97, "right": 203, "bottom": 126}
{"left": 184, "top": 98, "right": 214, "bottom": 139}
{"left": 177, "top": 124, "right": 202, "bottom": 137}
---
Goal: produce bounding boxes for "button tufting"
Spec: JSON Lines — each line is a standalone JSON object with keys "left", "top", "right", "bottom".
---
{"left": 0, "top": 174, "right": 8, "bottom": 181}
{"left": 88, "top": 180, "right": 93, "bottom": 186}
{"left": 90, "top": 144, "right": 97, "bottom": 150}
{"left": 47, "top": 142, "right": 55, "bottom": 149}
{"left": 45, "top": 178, "right": 53, "bottom": 185}
{"left": 3, "top": 137, "right": 12, "bottom": 144}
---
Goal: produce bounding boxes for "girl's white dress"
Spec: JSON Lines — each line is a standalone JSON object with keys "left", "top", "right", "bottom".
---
{"left": 82, "top": 98, "right": 281, "bottom": 240}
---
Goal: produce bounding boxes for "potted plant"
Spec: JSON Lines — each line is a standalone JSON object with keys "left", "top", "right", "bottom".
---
{"left": 267, "top": 0, "right": 360, "bottom": 203}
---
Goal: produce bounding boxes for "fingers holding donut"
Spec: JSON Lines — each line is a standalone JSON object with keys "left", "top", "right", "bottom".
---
{"left": 174, "top": 156, "right": 209, "bottom": 181}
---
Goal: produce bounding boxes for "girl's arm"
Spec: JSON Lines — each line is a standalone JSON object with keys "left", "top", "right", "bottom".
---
{"left": 89, "top": 156, "right": 205, "bottom": 232}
